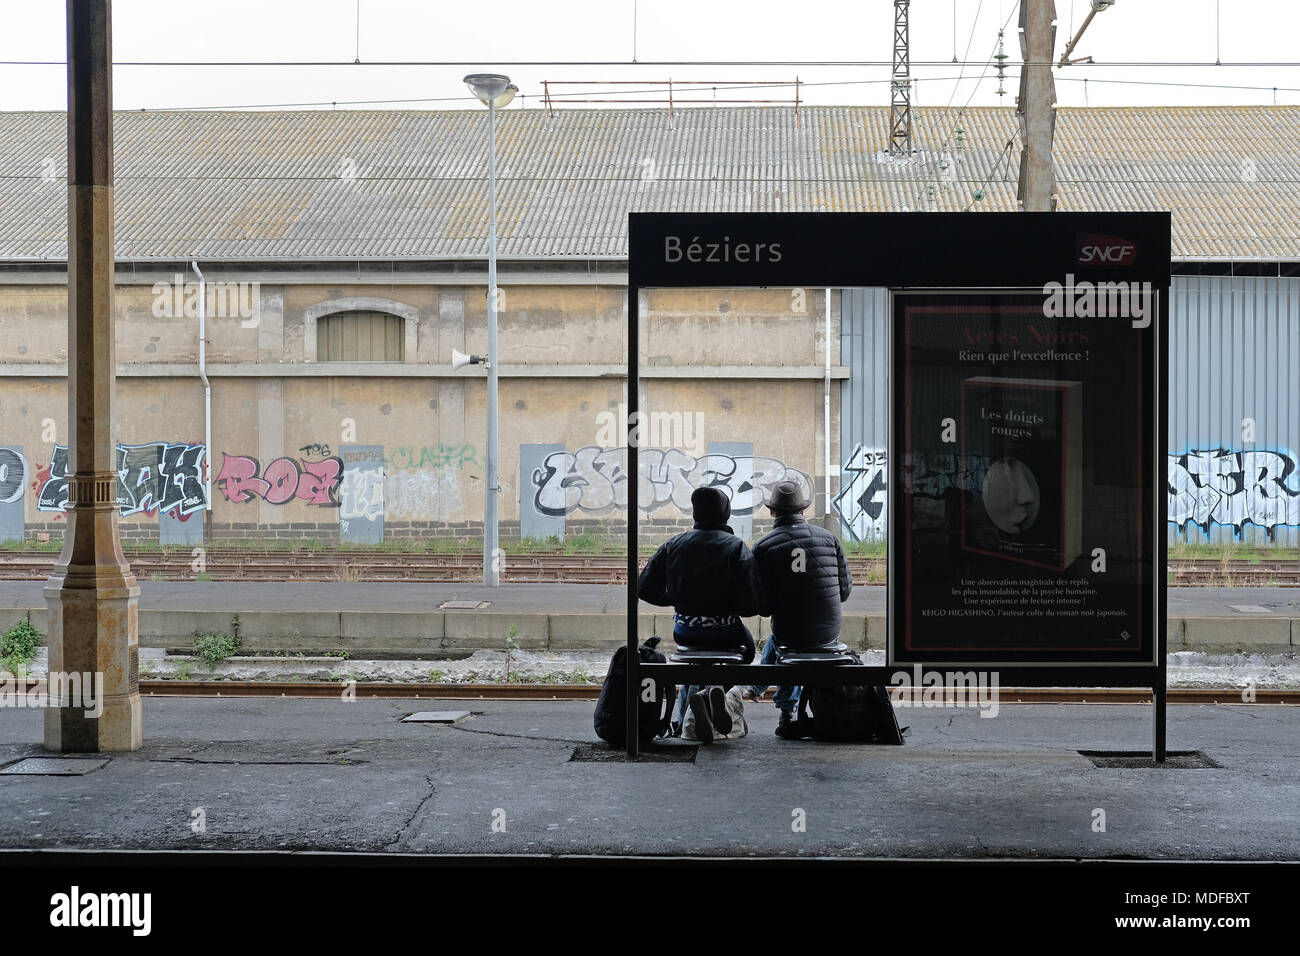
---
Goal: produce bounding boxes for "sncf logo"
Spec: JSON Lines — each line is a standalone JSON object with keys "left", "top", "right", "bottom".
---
{"left": 1076, "top": 234, "right": 1138, "bottom": 266}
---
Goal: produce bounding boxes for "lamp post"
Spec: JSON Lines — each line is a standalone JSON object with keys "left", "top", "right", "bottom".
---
{"left": 463, "top": 73, "right": 517, "bottom": 586}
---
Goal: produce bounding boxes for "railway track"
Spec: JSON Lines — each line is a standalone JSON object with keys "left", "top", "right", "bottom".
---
{"left": 137, "top": 680, "right": 1300, "bottom": 704}
{"left": 0, "top": 551, "right": 1296, "bottom": 586}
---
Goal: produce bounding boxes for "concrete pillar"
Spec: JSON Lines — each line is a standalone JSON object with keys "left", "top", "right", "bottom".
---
{"left": 46, "top": 0, "right": 142, "bottom": 752}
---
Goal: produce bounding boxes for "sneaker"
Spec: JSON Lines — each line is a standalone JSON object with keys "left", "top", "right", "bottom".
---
{"left": 707, "top": 686, "right": 733, "bottom": 735}
{"left": 688, "top": 691, "right": 715, "bottom": 744}
{"left": 775, "top": 709, "right": 800, "bottom": 740}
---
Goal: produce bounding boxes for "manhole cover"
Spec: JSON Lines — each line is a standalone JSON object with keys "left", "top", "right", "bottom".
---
{"left": 440, "top": 600, "right": 491, "bottom": 610}
{"left": 570, "top": 743, "right": 698, "bottom": 763}
{"left": 1, "top": 757, "right": 111, "bottom": 776}
{"left": 402, "top": 711, "right": 471, "bottom": 724}
{"left": 1079, "top": 750, "right": 1222, "bottom": 769}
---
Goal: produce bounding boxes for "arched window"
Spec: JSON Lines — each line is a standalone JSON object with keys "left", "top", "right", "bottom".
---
{"left": 316, "top": 310, "right": 406, "bottom": 362}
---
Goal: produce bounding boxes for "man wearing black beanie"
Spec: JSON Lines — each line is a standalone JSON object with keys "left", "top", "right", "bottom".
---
{"left": 637, "top": 485, "right": 761, "bottom": 742}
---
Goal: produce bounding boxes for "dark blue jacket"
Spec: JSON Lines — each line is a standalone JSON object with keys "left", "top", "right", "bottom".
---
{"left": 753, "top": 514, "right": 853, "bottom": 648}
{"left": 637, "top": 524, "right": 761, "bottom": 620}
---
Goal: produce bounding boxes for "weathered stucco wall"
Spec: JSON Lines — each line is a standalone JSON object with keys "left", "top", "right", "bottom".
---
{"left": 0, "top": 280, "right": 839, "bottom": 544}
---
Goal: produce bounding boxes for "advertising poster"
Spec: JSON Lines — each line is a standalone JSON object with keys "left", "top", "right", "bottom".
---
{"left": 891, "top": 290, "right": 1157, "bottom": 665}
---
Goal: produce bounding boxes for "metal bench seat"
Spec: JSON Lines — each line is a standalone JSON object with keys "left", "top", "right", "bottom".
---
{"left": 668, "top": 648, "right": 749, "bottom": 665}
{"left": 773, "top": 642, "right": 854, "bottom": 665}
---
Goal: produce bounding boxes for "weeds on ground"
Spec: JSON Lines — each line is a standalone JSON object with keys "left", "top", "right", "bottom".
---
{"left": 843, "top": 538, "right": 888, "bottom": 557}
{"left": 505, "top": 623, "right": 520, "bottom": 683}
{"left": 1166, "top": 539, "right": 1294, "bottom": 563}
{"left": 562, "top": 534, "right": 603, "bottom": 554}
{"left": 0, "top": 538, "right": 62, "bottom": 552}
{"left": 0, "top": 619, "right": 41, "bottom": 673}
{"left": 192, "top": 628, "right": 241, "bottom": 668}
{"left": 512, "top": 535, "right": 560, "bottom": 554}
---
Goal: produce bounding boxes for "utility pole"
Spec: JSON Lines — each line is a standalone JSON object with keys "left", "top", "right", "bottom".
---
{"left": 889, "top": 0, "right": 911, "bottom": 156}
{"left": 1016, "top": 0, "right": 1058, "bottom": 211}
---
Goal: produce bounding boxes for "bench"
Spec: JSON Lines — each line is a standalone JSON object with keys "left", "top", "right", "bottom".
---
{"left": 626, "top": 647, "right": 1166, "bottom": 757}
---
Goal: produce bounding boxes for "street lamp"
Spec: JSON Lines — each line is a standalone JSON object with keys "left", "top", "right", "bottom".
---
{"left": 463, "top": 73, "right": 516, "bottom": 586}
{"left": 1058, "top": 0, "right": 1116, "bottom": 67}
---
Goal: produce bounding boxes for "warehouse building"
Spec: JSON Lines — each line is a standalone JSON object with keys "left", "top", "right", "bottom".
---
{"left": 0, "top": 105, "right": 1296, "bottom": 546}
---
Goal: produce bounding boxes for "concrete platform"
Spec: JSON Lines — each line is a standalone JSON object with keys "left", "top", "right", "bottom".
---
{"left": 0, "top": 697, "right": 1297, "bottom": 859}
{"left": 0, "top": 582, "right": 1297, "bottom": 658}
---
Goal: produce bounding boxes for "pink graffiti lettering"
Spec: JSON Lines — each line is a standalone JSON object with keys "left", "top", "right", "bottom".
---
{"left": 216, "top": 455, "right": 271, "bottom": 503}
{"left": 262, "top": 458, "right": 301, "bottom": 505}
{"left": 217, "top": 453, "right": 342, "bottom": 507}
{"left": 297, "top": 458, "right": 343, "bottom": 505}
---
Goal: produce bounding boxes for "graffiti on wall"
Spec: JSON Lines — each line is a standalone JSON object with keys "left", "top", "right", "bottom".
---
{"left": 338, "top": 447, "right": 384, "bottom": 521}
{"left": 35, "top": 442, "right": 209, "bottom": 517}
{"left": 385, "top": 444, "right": 479, "bottom": 472}
{"left": 5, "top": 440, "right": 464, "bottom": 527}
{"left": 0, "top": 447, "right": 28, "bottom": 504}
{"left": 385, "top": 468, "right": 463, "bottom": 519}
{"left": 531, "top": 446, "right": 813, "bottom": 517}
{"left": 835, "top": 445, "right": 1300, "bottom": 541}
{"left": 1168, "top": 448, "right": 1300, "bottom": 538}
{"left": 216, "top": 454, "right": 343, "bottom": 506}
{"left": 833, "top": 445, "right": 887, "bottom": 542}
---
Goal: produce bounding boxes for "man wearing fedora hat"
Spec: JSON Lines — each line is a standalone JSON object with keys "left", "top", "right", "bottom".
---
{"left": 637, "top": 485, "right": 761, "bottom": 743}
{"left": 747, "top": 479, "right": 854, "bottom": 737}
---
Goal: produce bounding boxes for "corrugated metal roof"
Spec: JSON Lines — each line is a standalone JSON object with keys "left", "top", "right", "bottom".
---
{"left": 0, "top": 105, "right": 1295, "bottom": 261}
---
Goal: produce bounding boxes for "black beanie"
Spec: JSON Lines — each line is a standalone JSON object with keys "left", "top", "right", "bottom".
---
{"left": 690, "top": 486, "right": 731, "bottom": 529}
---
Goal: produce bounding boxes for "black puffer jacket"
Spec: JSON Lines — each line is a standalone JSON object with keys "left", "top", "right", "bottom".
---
{"left": 637, "top": 526, "right": 760, "bottom": 618}
{"left": 753, "top": 514, "right": 853, "bottom": 648}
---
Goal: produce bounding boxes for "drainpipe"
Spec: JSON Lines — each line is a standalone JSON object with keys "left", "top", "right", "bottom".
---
{"left": 191, "top": 260, "right": 212, "bottom": 516}
{"left": 824, "top": 287, "right": 832, "bottom": 526}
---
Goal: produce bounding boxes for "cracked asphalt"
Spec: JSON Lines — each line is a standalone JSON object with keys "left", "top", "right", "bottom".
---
{"left": 1, "top": 698, "right": 1297, "bottom": 859}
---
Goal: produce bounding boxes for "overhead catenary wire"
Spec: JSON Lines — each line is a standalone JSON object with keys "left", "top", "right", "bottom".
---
{"left": 4, "top": 58, "right": 1300, "bottom": 67}
{"left": 117, "top": 74, "right": 1300, "bottom": 114}
{"left": 76, "top": 74, "right": 980, "bottom": 113}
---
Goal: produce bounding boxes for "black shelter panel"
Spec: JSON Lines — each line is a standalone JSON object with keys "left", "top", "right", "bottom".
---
{"left": 628, "top": 212, "right": 1171, "bottom": 289}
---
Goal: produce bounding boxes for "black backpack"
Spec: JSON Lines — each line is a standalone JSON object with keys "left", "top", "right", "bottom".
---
{"left": 593, "top": 636, "right": 678, "bottom": 746}
{"left": 795, "top": 652, "right": 905, "bottom": 745}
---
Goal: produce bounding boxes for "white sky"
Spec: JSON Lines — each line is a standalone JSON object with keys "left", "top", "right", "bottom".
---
{"left": 0, "top": 0, "right": 1297, "bottom": 112}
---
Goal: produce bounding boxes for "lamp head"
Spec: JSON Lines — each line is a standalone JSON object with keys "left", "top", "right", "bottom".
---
{"left": 464, "top": 73, "right": 516, "bottom": 108}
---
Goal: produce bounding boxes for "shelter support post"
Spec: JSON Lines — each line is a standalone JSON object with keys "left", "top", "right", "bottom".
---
{"left": 626, "top": 284, "right": 640, "bottom": 758}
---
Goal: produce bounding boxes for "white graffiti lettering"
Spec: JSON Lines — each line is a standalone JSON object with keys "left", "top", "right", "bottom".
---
{"left": 338, "top": 466, "right": 385, "bottom": 522}
{"left": 384, "top": 468, "right": 462, "bottom": 519}
{"left": 530, "top": 447, "right": 812, "bottom": 517}
{"left": 37, "top": 442, "right": 208, "bottom": 517}
{"left": 1168, "top": 448, "right": 1300, "bottom": 538}
{"left": 0, "top": 447, "right": 28, "bottom": 504}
